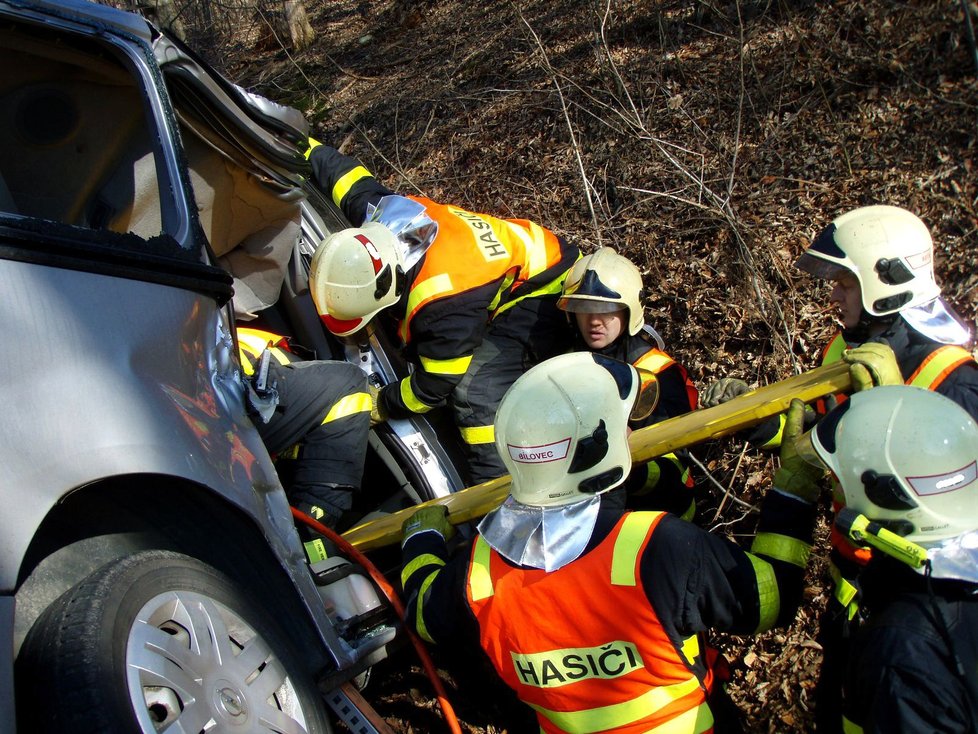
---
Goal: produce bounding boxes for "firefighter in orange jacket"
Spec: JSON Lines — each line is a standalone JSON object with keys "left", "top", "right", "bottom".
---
{"left": 700, "top": 204, "right": 978, "bottom": 732}
{"left": 237, "top": 327, "right": 371, "bottom": 528}
{"left": 305, "top": 141, "right": 579, "bottom": 484}
{"left": 558, "top": 247, "right": 699, "bottom": 520}
{"left": 399, "top": 351, "right": 826, "bottom": 733}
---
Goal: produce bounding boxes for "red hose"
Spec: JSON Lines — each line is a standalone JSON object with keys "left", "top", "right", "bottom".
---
{"left": 291, "top": 507, "right": 464, "bottom": 734}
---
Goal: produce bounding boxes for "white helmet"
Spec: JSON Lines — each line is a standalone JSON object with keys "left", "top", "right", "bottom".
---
{"left": 807, "top": 386, "right": 978, "bottom": 558}
{"left": 495, "top": 352, "right": 658, "bottom": 507}
{"left": 309, "top": 222, "right": 405, "bottom": 337}
{"left": 795, "top": 205, "right": 940, "bottom": 317}
{"left": 557, "top": 248, "right": 645, "bottom": 336}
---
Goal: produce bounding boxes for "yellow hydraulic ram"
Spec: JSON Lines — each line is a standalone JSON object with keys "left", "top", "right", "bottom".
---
{"left": 342, "top": 360, "right": 853, "bottom": 551}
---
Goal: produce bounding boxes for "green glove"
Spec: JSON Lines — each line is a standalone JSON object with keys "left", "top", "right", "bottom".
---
{"left": 842, "top": 342, "right": 902, "bottom": 392}
{"left": 773, "top": 398, "right": 824, "bottom": 503}
{"left": 401, "top": 505, "right": 456, "bottom": 544}
{"left": 702, "top": 377, "right": 750, "bottom": 408}
{"left": 367, "top": 383, "right": 388, "bottom": 426}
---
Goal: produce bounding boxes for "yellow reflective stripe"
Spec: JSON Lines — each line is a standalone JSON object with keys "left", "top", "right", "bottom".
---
{"left": 610, "top": 512, "right": 661, "bottom": 586}
{"left": 419, "top": 354, "right": 473, "bottom": 376}
{"left": 829, "top": 564, "right": 861, "bottom": 620}
{"left": 908, "top": 345, "right": 973, "bottom": 389}
{"left": 303, "top": 538, "right": 329, "bottom": 563}
{"left": 330, "top": 165, "right": 372, "bottom": 208}
{"left": 401, "top": 552, "right": 445, "bottom": 590}
{"left": 414, "top": 569, "right": 441, "bottom": 643}
{"left": 460, "top": 425, "right": 495, "bottom": 445}
{"left": 400, "top": 273, "right": 454, "bottom": 341}
{"left": 399, "top": 377, "right": 434, "bottom": 413}
{"left": 492, "top": 267, "right": 568, "bottom": 318}
{"left": 680, "top": 634, "right": 700, "bottom": 667}
{"left": 504, "top": 220, "right": 547, "bottom": 276}
{"left": 746, "top": 552, "right": 780, "bottom": 633}
{"left": 530, "top": 677, "right": 708, "bottom": 734}
{"left": 468, "top": 536, "right": 494, "bottom": 601}
{"left": 751, "top": 532, "right": 811, "bottom": 568}
{"left": 304, "top": 136, "right": 322, "bottom": 159}
{"left": 759, "top": 413, "right": 787, "bottom": 449}
{"left": 321, "top": 392, "right": 372, "bottom": 425}
{"left": 635, "top": 352, "right": 673, "bottom": 373}
{"left": 842, "top": 716, "right": 863, "bottom": 734}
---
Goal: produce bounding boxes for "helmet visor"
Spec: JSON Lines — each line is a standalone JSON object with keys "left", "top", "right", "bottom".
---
{"left": 794, "top": 251, "right": 851, "bottom": 282}
{"left": 557, "top": 296, "right": 624, "bottom": 314}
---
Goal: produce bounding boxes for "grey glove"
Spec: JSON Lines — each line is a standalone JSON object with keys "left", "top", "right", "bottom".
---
{"left": 702, "top": 377, "right": 750, "bottom": 408}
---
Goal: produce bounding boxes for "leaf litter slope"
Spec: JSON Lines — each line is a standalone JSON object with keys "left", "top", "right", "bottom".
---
{"left": 220, "top": 0, "right": 977, "bottom": 730}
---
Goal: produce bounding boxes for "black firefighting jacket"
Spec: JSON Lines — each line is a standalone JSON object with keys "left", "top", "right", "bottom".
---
{"left": 842, "top": 560, "right": 978, "bottom": 733}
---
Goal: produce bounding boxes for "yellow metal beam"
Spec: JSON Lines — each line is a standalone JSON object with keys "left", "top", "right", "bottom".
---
{"left": 342, "top": 360, "right": 853, "bottom": 551}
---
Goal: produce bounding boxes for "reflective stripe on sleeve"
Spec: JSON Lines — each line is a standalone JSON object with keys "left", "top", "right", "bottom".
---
{"left": 745, "top": 552, "right": 780, "bottom": 633}
{"left": 759, "top": 413, "right": 787, "bottom": 449}
{"left": 842, "top": 716, "right": 864, "bottom": 734}
{"left": 401, "top": 552, "right": 445, "bottom": 591}
{"left": 331, "top": 165, "right": 372, "bottom": 208}
{"left": 419, "top": 354, "right": 473, "bottom": 376}
{"left": 460, "top": 425, "right": 495, "bottom": 445}
{"left": 399, "top": 377, "right": 435, "bottom": 413}
{"left": 751, "top": 532, "right": 811, "bottom": 568}
{"left": 414, "top": 569, "right": 442, "bottom": 643}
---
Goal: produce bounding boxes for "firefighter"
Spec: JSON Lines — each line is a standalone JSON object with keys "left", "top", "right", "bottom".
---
{"left": 700, "top": 204, "right": 978, "bottom": 731}
{"left": 703, "top": 205, "right": 978, "bottom": 434}
{"left": 398, "top": 350, "right": 830, "bottom": 733}
{"left": 557, "top": 247, "right": 699, "bottom": 520}
{"left": 799, "top": 386, "right": 978, "bottom": 732}
{"left": 237, "top": 327, "right": 371, "bottom": 528}
{"left": 305, "top": 140, "right": 579, "bottom": 484}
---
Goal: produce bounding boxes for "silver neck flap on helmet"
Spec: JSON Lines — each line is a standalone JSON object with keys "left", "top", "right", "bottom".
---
{"left": 477, "top": 494, "right": 602, "bottom": 572}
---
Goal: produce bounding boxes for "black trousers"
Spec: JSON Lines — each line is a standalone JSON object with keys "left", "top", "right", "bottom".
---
{"left": 452, "top": 296, "right": 574, "bottom": 484}
{"left": 257, "top": 357, "right": 369, "bottom": 523}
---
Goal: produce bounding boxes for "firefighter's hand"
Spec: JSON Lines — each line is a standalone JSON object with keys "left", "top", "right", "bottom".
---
{"left": 842, "top": 341, "right": 902, "bottom": 392}
{"left": 702, "top": 377, "right": 750, "bottom": 408}
{"left": 367, "top": 383, "right": 388, "bottom": 426}
{"left": 773, "top": 399, "right": 824, "bottom": 504}
{"left": 401, "top": 505, "right": 456, "bottom": 544}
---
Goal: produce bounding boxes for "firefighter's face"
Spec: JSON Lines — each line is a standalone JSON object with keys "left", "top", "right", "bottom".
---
{"left": 576, "top": 309, "right": 626, "bottom": 350}
{"left": 829, "top": 273, "right": 863, "bottom": 330}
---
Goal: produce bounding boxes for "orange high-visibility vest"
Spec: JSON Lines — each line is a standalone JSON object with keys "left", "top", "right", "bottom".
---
{"left": 466, "top": 512, "right": 715, "bottom": 734}
{"left": 398, "top": 197, "right": 572, "bottom": 343}
{"left": 634, "top": 348, "right": 699, "bottom": 411}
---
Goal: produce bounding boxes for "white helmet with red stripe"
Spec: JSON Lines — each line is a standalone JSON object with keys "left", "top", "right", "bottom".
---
{"left": 309, "top": 222, "right": 405, "bottom": 337}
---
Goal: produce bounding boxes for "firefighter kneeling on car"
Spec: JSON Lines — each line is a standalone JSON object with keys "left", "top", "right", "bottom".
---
{"left": 398, "top": 350, "right": 836, "bottom": 733}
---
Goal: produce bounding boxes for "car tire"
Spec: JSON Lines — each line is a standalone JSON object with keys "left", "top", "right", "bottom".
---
{"left": 16, "top": 549, "right": 334, "bottom": 734}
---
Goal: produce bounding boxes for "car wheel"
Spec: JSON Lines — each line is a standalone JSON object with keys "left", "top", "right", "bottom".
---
{"left": 16, "top": 549, "right": 333, "bottom": 734}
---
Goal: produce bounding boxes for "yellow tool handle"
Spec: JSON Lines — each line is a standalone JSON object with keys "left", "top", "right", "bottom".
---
{"left": 342, "top": 360, "right": 853, "bottom": 551}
